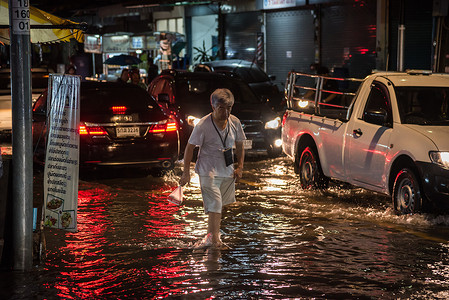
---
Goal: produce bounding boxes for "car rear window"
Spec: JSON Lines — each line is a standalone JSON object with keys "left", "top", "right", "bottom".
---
{"left": 81, "top": 84, "right": 159, "bottom": 114}
{"left": 175, "top": 78, "right": 260, "bottom": 104}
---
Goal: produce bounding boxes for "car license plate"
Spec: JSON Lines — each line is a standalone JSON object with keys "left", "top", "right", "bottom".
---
{"left": 116, "top": 127, "right": 139, "bottom": 137}
{"left": 234, "top": 139, "right": 252, "bottom": 149}
{"left": 243, "top": 139, "right": 252, "bottom": 149}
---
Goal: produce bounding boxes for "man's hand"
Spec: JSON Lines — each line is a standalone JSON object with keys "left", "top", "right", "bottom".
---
{"left": 180, "top": 143, "right": 195, "bottom": 186}
{"left": 179, "top": 171, "right": 191, "bottom": 186}
{"left": 234, "top": 167, "right": 243, "bottom": 182}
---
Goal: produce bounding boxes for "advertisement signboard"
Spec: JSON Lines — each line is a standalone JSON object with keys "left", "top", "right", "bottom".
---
{"left": 84, "top": 34, "right": 102, "bottom": 54}
{"left": 263, "top": 0, "right": 295, "bottom": 9}
{"left": 131, "top": 36, "right": 145, "bottom": 49}
{"left": 103, "top": 35, "right": 130, "bottom": 53}
{"left": 43, "top": 75, "right": 81, "bottom": 232}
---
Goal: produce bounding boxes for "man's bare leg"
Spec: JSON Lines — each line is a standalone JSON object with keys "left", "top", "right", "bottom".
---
{"left": 208, "top": 212, "right": 222, "bottom": 246}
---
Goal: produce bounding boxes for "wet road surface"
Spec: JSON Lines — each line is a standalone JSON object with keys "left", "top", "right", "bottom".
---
{"left": 2, "top": 157, "right": 449, "bottom": 299}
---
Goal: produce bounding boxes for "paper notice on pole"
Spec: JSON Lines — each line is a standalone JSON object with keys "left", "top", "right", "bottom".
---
{"left": 168, "top": 186, "right": 183, "bottom": 205}
{"left": 43, "top": 74, "right": 81, "bottom": 232}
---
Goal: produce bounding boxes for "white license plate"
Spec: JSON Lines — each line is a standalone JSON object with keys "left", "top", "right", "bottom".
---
{"left": 234, "top": 139, "right": 252, "bottom": 149}
{"left": 243, "top": 139, "right": 252, "bottom": 149}
{"left": 116, "top": 127, "right": 139, "bottom": 137}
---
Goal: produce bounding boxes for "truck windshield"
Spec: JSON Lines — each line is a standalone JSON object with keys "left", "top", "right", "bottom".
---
{"left": 395, "top": 87, "right": 449, "bottom": 125}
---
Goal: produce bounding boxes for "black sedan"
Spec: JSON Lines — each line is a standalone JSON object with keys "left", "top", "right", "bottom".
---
{"left": 33, "top": 81, "right": 180, "bottom": 176}
{"left": 148, "top": 70, "right": 282, "bottom": 157}
{"left": 194, "top": 59, "right": 283, "bottom": 111}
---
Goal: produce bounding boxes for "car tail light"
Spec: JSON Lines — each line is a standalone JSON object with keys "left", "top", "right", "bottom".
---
{"left": 111, "top": 106, "right": 127, "bottom": 114}
{"left": 282, "top": 111, "right": 288, "bottom": 126}
{"left": 148, "top": 118, "right": 178, "bottom": 133}
{"left": 79, "top": 123, "right": 108, "bottom": 136}
{"left": 166, "top": 121, "right": 177, "bottom": 132}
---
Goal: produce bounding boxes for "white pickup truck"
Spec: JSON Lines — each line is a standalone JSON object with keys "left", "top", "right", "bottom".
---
{"left": 282, "top": 70, "right": 449, "bottom": 214}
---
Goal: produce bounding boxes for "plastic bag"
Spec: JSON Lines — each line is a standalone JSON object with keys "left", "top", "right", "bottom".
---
{"left": 168, "top": 186, "right": 183, "bottom": 205}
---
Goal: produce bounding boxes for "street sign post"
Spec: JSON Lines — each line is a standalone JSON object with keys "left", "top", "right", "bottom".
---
{"left": 9, "top": 0, "right": 33, "bottom": 270}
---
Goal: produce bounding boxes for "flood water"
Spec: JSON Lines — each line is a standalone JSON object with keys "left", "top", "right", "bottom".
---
{"left": 2, "top": 157, "right": 449, "bottom": 299}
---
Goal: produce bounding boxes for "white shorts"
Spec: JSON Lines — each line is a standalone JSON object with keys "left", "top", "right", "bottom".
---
{"left": 199, "top": 176, "right": 236, "bottom": 214}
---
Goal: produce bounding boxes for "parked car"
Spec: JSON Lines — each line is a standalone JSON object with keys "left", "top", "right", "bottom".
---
{"left": 0, "top": 94, "right": 12, "bottom": 154}
{"left": 0, "top": 67, "right": 52, "bottom": 95}
{"left": 194, "top": 59, "right": 283, "bottom": 111}
{"left": 33, "top": 81, "right": 180, "bottom": 176}
{"left": 148, "top": 69, "right": 282, "bottom": 157}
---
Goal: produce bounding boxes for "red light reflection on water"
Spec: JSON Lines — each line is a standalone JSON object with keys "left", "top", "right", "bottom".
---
{"left": 144, "top": 197, "right": 186, "bottom": 238}
{"left": 43, "top": 185, "right": 196, "bottom": 298}
{"left": 44, "top": 187, "right": 121, "bottom": 298}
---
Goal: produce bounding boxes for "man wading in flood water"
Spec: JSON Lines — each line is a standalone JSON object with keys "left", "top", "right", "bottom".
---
{"left": 179, "top": 88, "right": 246, "bottom": 249}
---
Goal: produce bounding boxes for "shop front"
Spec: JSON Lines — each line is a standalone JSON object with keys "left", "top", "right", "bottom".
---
{"left": 84, "top": 33, "right": 159, "bottom": 82}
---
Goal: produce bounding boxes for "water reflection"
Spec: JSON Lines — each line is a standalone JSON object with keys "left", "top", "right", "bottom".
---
{"left": 2, "top": 158, "right": 449, "bottom": 298}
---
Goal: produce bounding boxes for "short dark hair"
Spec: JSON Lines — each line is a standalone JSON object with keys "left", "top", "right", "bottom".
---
{"left": 210, "top": 88, "right": 234, "bottom": 108}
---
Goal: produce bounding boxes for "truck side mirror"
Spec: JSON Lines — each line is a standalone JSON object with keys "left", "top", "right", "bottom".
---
{"left": 363, "top": 108, "right": 389, "bottom": 126}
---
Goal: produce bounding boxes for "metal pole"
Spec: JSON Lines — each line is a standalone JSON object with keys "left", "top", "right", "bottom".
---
{"left": 218, "top": 2, "right": 225, "bottom": 60}
{"left": 92, "top": 53, "right": 95, "bottom": 78}
{"left": 397, "top": 0, "right": 405, "bottom": 71}
{"left": 9, "top": 0, "right": 33, "bottom": 270}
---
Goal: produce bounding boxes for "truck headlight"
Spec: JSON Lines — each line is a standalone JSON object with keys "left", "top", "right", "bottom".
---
{"left": 265, "top": 117, "right": 281, "bottom": 130}
{"left": 429, "top": 151, "right": 449, "bottom": 168}
{"left": 187, "top": 115, "right": 200, "bottom": 127}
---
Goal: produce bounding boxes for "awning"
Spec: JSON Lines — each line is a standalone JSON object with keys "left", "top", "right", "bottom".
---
{"left": 0, "top": 0, "right": 84, "bottom": 44}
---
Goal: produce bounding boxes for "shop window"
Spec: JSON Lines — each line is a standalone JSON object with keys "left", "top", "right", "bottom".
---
{"left": 156, "top": 18, "right": 184, "bottom": 35}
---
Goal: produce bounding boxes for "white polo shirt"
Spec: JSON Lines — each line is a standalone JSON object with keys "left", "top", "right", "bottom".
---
{"left": 188, "top": 113, "right": 246, "bottom": 177}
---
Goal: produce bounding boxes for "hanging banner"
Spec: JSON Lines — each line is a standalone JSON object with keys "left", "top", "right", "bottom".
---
{"left": 44, "top": 74, "right": 80, "bottom": 232}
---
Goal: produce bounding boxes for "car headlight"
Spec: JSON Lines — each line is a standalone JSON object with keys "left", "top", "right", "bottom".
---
{"left": 187, "top": 115, "right": 201, "bottom": 127}
{"left": 265, "top": 117, "right": 281, "bottom": 130}
{"left": 429, "top": 151, "right": 449, "bottom": 168}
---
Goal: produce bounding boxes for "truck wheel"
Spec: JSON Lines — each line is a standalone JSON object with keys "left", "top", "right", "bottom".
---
{"left": 299, "top": 146, "right": 328, "bottom": 190}
{"left": 392, "top": 168, "right": 422, "bottom": 214}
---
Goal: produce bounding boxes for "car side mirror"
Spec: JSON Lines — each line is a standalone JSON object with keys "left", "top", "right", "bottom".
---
{"left": 363, "top": 108, "right": 389, "bottom": 126}
{"left": 269, "top": 75, "right": 276, "bottom": 81}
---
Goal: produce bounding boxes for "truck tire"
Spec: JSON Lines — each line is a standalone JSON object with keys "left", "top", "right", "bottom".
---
{"left": 298, "top": 146, "right": 329, "bottom": 190}
{"left": 392, "top": 168, "right": 422, "bottom": 214}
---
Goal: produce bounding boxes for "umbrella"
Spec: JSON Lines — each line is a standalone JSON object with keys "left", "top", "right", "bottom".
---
{"left": 104, "top": 54, "right": 142, "bottom": 66}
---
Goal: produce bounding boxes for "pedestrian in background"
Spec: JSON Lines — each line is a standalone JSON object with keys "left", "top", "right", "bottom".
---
{"left": 179, "top": 88, "right": 246, "bottom": 249}
{"left": 65, "top": 64, "right": 77, "bottom": 75}
{"left": 130, "top": 68, "right": 148, "bottom": 90}
{"left": 117, "top": 68, "right": 130, "bottom": 83}
{"left": 147, "top": 58, "right": 159, "bottom": 84}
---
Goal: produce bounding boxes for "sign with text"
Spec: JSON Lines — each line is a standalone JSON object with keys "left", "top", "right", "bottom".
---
{"left": 102, "top": 35, "right": 130, "bottom": 53}
{"left": 10, "top": 0, "right": 30, "bottom": 35}
{"left": 84, "top": 34, "right": 102, "bottom": 54}
{"left": 263, "top": 0, "right": 295, "bottom": 10}
{"left": 44, "top": 74, "right": 80, "bottom": 232}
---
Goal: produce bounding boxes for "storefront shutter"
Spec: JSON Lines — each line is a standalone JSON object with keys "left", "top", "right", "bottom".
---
{"left": 321, "top": 1, "right": 377, "bottom": 79}
{"left": 266, "top": 10, "right": 315, "bottom": 88}
{"left": 224, "top": 12, "right": 260, "bottom": 61}
{"left": 388, "top": 0, "right": 433, "bottom": 71}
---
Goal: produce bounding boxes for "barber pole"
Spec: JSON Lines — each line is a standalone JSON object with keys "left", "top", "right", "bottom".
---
{"left": 257, "top": 32, "right": 264, "bottom": 68}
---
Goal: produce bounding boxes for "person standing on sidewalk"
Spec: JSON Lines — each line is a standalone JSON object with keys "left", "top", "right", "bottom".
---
{"left": 179, "top": 88, "right": 246, "bottom": 249}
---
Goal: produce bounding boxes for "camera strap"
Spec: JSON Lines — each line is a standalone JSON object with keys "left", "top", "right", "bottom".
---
{"left": 211, "top": 115, "right": 229, "bottom": 149}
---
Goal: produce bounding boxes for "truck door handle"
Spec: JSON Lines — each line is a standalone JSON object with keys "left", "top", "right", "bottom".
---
{"left": 353, "top": 128, "right": 363, "bottom": 136}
